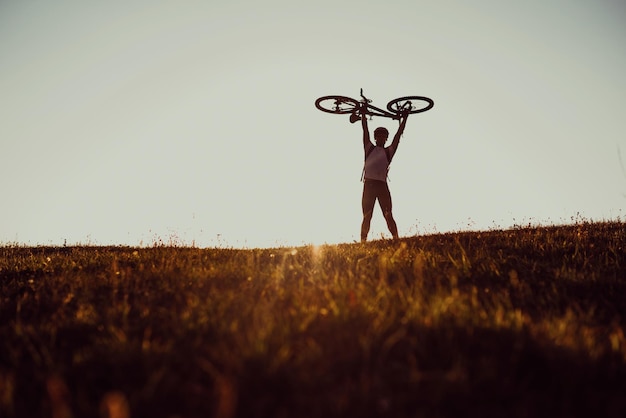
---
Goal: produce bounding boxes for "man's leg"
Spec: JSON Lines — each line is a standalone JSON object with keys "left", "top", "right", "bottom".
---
{"left": 361, "top": 181, "right": 377, "bottom": 242}
{"left": 379, "top": 183, "right": 399, "bottom": 239}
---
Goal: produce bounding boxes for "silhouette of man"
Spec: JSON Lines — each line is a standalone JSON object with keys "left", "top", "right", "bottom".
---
{"left": 359, "top": 108, "right": 408, "bottom": 242}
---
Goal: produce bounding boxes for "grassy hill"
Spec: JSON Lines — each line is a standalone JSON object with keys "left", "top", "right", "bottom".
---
{"left": 1, "top": 221, "right": 625, "bottom": 418}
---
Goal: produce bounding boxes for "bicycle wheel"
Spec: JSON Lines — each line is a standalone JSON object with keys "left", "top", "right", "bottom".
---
{"left": 315, "top": 95, "right": 360, "bottom": 114}
{"left": 386, "top": 96, "right": 434, "bottom": 114}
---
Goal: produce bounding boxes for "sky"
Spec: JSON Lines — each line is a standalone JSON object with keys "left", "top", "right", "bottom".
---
{"left": 1, "top": 0, "right": 625, "bottom": 248}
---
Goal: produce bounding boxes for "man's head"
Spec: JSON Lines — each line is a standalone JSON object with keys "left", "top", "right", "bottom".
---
{"left": 374, "top": 127, "right": 389, "bottom": 146}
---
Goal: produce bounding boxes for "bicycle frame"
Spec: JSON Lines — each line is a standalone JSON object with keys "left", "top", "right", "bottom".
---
{"left": 356, "top": 89, "right": 401, "bottom": 120}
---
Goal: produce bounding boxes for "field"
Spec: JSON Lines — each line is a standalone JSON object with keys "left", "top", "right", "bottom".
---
{"left": 1, "top": 221, "right": 625, "bottom": 418}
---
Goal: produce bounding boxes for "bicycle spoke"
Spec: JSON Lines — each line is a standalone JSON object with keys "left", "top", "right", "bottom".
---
{"left": 333, "top": 99, "right": 355, "bottom": 112}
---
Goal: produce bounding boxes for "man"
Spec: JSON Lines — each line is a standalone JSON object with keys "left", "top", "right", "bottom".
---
{"left": 359, "top": 107, "right": 409, "bottom": 242}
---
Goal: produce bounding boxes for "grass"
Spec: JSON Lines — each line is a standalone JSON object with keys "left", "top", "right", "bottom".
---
{"left": 0, "top": 220, "right": 625, "bottom": 418}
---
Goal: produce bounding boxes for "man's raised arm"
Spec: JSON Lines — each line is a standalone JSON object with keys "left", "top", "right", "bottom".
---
{"left": 361, "top": 106, "right": 371, "bottom": 149}
{"left": 390, "top": 112, "right": 409, "bottom": 149}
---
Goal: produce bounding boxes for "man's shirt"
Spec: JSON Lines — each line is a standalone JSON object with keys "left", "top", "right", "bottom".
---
{"left": 363, "top": 144, "right": 397, "bottom": 182}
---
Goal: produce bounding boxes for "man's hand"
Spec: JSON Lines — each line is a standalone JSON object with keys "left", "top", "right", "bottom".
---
{"left": 360, "top": 103, "right": 369, "bottom": 119}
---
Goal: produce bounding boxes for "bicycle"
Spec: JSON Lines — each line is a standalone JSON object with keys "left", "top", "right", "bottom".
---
{"left": 315, "top": 88, "right": 434, "bottom": 122}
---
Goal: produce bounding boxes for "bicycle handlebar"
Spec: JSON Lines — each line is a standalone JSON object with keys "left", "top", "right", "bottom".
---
{"left": 359, "top": 88, "right": 372, "bottom": 104}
